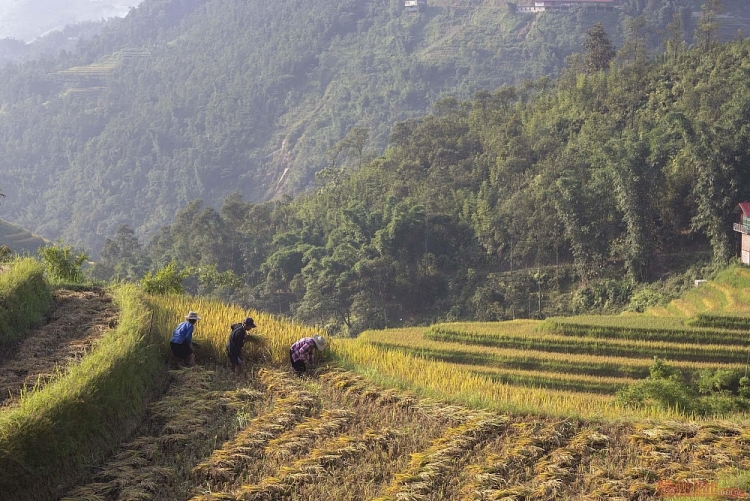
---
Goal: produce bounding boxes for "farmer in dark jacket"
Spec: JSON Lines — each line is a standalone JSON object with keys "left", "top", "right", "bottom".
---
{"left": 227, "top": 317, "right": 256, "bottom": 374}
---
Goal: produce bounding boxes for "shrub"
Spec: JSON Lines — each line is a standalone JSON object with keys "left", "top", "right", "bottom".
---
{"left": 616, "top": 378, "right": 697, "bottom": 413}
{"left": 697, "top": 368, "right": 741, "bottom": 394}
{"left": 616, "top": 357, "right": 696, "bottom": 413}
{"left": 572, "top": 279, "right": 632, "bottom": 313}
{"left": 38, "top": 241, "right": 88, "bottom": 283}
{"left": 141, "top": 260, "right": 188, "bottom": 294}
{"left": 626, "top": 286, "right": 672, "bottom": 312}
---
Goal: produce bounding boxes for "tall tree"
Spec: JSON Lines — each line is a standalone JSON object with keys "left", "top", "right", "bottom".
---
{"left": 96, "top": 225, "right": 151, "bottom": 281}
{"left": 583, "top": 23, "right": 616, "bottom": 72}
{"left": 696, "top": 0, "right": 723, "bottom": 51}
{"left": 664, "top": 10, "right": 687, "bottom": 61}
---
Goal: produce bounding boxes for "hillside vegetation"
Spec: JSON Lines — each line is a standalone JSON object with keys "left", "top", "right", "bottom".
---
{"left": 86, "top": 34, "right": 750, "bottom": 334}
{"left": 0, "top": 0, "right": 743, "bottom": 252}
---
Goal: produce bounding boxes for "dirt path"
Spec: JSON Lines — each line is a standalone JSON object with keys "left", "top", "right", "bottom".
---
{"left": 0, "top": 288, "right": 118, "bottom": 406}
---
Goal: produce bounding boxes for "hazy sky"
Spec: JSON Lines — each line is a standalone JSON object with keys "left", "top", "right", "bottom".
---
{"left": 0, "top": 0, "right": 143, "bottom": 41}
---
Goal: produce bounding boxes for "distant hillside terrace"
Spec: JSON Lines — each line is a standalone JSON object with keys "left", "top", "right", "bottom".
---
{"left": 515, "top": 0, "right": 616, "bottom": 13}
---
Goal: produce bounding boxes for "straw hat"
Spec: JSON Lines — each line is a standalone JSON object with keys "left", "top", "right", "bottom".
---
{"left": 312, "top": 335, "right": 326, "bottom": 351}
{"left": 185, "top": 311, "right": 201, "bottom": 320}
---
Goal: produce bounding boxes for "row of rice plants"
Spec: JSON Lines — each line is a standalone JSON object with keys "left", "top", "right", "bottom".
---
{"left": 362, "top": 329, "right": 744, "bottom": 379}
{"left": 689, "top": 312, "right": 750, "bottom": 330}
{"left": 525, "top": 430, "right": 611, "bottom": 500}
{"left": 627, "top": 421, "right": 750, "bottom": 480}
{"left": 587, "top": 421, "right": 750, "bottom": 500}
{"left": 264, "top": 408, "right": 356, "bottom": 461}
{"left": 0, "top": 285, "right": 164, "bottom": 499}
{"left": 62, "top": 367, "right": 262, "bottom": 501}
{"left": 544, "top": 316, "right": 750, "bottom": 346}
{"left": 460, "top": 420, "right": 576, "bottom": 500}
{"left": 332, "top": 337, "right": 680, "bottom": 420}
{"left": 320, "top": 369, "right": 422, "bottom": 410}
{"left": 147, "top": 294, "right": 325, "bottom": 364}
{"left": 319, "top": 369, "right": 482, "bottom": 427}
{"left": 191, "top": 369, "right": 319, "bottom": 491}
{"left": 465, "top": 363, "right": 634, "bottom": 394}
{"left": 423, "top": 326, "right": 747, "bottom": 363}
{"left": 0, "top": 257, "right": 52, "bottom": 345}
{"left": 373, "top": 413, "right": 509, "bottom": 500}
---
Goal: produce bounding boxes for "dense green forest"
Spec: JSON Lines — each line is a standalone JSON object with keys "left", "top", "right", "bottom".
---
{"left": 82, "top": 31, "right": 750, "bottom": 333}
{"left": 0, "top": 0, "right": 745, "bottom": 252}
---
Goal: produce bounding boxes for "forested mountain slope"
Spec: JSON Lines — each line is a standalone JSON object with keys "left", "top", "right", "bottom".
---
{"left": 0, "top": 0, "right": 741, "bottom": 252}
{"left": 95, "top": 36, "right": 750, "bottom": 333}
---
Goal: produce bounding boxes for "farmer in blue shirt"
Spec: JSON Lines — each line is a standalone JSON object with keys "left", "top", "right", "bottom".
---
{"left": 171, "top": 311, "right": 199, "bottom": 366}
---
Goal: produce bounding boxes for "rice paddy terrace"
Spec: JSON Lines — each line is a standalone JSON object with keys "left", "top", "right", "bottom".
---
{"left": 0, "top": 288, "right": 116, "bottom": 407}
{"left": 58, "top": 366, "right": 750, "bottom": 501}
{"left": 0, "top": 218, "right": 46, "bottom": 255}
{"left": 7, "top": 266, "right": 750, "bottom": 500}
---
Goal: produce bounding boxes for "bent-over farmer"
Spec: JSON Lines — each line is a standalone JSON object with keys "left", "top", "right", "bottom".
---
{"left": 289, "top": 335, "right": 326, "bottom": 376}
{"left": 171, "top": 311, "right": 199, "bottom": 366}
{"left": 227, "top": 317, "right": 257, "bottom": 375}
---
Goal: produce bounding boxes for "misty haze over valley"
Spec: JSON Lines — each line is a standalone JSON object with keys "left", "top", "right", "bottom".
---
{"left": 0, "top": 0, "right": 142, "bottom": 41}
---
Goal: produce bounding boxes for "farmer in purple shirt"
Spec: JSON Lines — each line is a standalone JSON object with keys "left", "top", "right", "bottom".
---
{"left": 289, "top": 335, "right": 326, "bottom": 375}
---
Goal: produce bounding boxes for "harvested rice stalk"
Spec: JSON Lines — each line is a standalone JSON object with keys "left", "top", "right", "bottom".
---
{"left": 462, "top": 420, "right": 575, "bottom": 500}
{"left": 528, "top": 430, "right": 610, "bottom": 500}
{"left": 235, "top": 429, "right": 401, "bottom": 501}
{"left": 192, "top": 371, "right": 318, "bottom": 485}
{"left": 63, "top": 367, "right": 257, "bottom": 501}
{"left": 376, "top": 414, "right": 509, "bottom": 501}
{"left": 265, "top": 409, "right": 355, "bottom": 460}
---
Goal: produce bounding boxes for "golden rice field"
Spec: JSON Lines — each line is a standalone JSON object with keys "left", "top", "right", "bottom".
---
{"left": 61, "top": 365, "right": 750, "bottom": 501}
{"left": 59, "top": 267, "right": 750, "bottom": 500}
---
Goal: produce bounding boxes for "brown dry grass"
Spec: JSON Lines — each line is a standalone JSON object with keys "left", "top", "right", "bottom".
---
{"left": 62, "top": 366, "right": 262, "bottom": 501}
{"left": 0, "top": 288, "right": 117, "bottom": 406}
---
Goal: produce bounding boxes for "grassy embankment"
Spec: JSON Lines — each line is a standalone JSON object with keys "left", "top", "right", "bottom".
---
{"left": 0, "top": 284, "right": 165, "bottom": 499}
{"left": 0, "top": 257, "right": 52, "bottom": 346}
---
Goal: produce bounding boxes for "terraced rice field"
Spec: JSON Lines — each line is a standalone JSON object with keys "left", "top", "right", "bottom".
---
{"left": 0, "top": 288, "right": 116, "bottom": 406}
{"left": 345, "top": 315, "right": 750, "bottom": 418}
{"left": 61, "top": 366, "right": 750, "bottom": 500}
{"left": 0, "top": 218, "right": 46, "bottom": 254}
{"left": 332, "top": 267, "right": 750, "bottom": 419}
{"left": 34, "top": 267, "right": 750, "bottom": 498}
